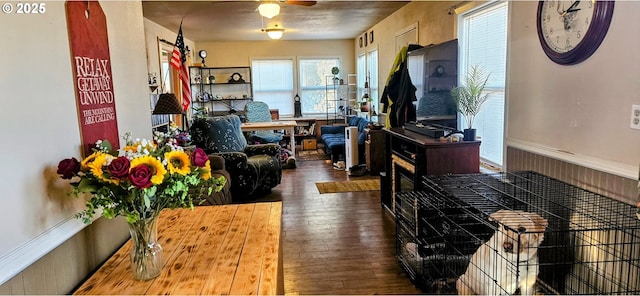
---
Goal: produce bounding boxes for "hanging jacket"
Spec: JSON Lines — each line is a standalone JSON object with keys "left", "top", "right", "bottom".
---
{"left": 381, "top": 44, "right": 422, "bottom": 128}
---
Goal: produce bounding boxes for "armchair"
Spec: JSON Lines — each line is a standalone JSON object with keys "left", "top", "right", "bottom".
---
{"left": 190, "top": 154, "right": 232, "bottom": 205}
{"left": 190, "top": 114, "right": 282, "bottom": 200}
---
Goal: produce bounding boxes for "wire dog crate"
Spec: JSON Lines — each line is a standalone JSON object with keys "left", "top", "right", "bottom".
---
{"left": 396, "top": 171, "right": 640, "bottom": 294}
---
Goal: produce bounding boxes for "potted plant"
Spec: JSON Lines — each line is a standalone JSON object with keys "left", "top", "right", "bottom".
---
{"left": 450, "top": 65, "right": 490, "bottom": 141}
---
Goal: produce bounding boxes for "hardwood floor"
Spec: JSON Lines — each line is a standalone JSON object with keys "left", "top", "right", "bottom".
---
{"left": 261, "top": 158, "right": 422, "bottom": 295}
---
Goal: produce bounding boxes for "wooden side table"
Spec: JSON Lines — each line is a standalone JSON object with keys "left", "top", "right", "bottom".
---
{"left": 365, "top": 128, "right": 386, "bottom": 175}
{"left": 73, "top": 203, "right": 283, "bottom": 295}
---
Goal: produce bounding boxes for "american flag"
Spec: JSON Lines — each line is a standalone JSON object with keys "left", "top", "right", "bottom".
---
{"left": 170, "top": 23, "right": 191, "bottom": 111}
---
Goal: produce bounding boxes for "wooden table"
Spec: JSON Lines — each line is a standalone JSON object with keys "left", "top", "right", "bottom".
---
{"left": 74, "top": 203, "right": 283, "bottom": 295}
{"left": 241, "top": 120, "right": 297, "bottom": 156}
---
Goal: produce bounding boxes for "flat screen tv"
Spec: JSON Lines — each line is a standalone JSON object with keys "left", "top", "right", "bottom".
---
{"left": 407, "top": 39, "right": 458, "bottom": 129}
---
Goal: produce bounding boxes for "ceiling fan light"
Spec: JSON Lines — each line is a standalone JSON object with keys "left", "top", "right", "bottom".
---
{"left": 266, "top": 28, "right": 284, "bottom": 40}
{"left": 258, "top": 3, "right": 280, "bottom": 19}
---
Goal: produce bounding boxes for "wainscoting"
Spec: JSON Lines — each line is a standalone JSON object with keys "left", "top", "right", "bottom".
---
{"left": 506, "top": 146, "right": 637, "bottom": 206}
{"left": 0, "top": 218, "right": 129, "bottom": 294}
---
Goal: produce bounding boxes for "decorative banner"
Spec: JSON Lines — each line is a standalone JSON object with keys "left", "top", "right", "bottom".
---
{"left": 66, "top": 1, "right": 119, "bottom": 156}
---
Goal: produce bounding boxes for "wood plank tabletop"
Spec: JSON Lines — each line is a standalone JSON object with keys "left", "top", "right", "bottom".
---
{"left": 74, "top": 202, "right": 283, "bottom": 295}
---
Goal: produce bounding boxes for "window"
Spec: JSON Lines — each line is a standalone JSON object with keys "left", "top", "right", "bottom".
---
{"left": 367, "top": 49, "right": 379, "bottom": 114}
{"left": 251, "top": 59, "right": 295, "bottom": 116}
{"left": 357, "top": 49, "right": 379, "bottom": 120}
{"left": 356, "top": 53, "right": 366, "bottom": 101}
{"left": 298, "top": 58, "right": 340, "bottom": 114}
{"left": 458, "top": 1, "right": 508, "bottom": 167}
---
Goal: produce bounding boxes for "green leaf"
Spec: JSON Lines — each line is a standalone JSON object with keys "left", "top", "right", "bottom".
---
{"left": 125, "top": 213, "right": 138, "bottom": 223}
{"left": 103, "top": 208, "right": 115, "bottom": 219}
{"left": 76, "top": 178, "right": 99, "bottom": 193}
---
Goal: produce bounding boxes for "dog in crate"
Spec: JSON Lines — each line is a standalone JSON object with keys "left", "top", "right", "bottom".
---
{"left": 456, "top": 210, "right": 548, "bottom": 295}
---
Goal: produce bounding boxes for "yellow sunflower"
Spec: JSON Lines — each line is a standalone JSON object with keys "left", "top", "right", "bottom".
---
{"left": 165, "top": 151, "right": 191, "bottom": 176}
{"left": 130, "top": 155, "right": 167, "bottom": 185}
{"left": 88, "top": 154, "right": 119, "bottom": 185}
{"left": 81, "top": 151, "right": 101, "bottom": 171}
{"left": 200, "top": 160, "right": 212, "bottom": 180}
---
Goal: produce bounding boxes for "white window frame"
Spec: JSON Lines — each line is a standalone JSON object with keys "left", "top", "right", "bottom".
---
{"left": 356, "top": 47, "right": 379, "bottom": 121}
{"left": 457, "top": 0, "right": 508, "bottom": 168}
{"left": 251, "top": 57, "right": 296, "bottom": 117}
{"left": 298, "top": 57, "right": 341, "bottom": 116}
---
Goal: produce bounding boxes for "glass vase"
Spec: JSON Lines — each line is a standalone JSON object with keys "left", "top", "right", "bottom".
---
{"left": 127, "top": 215, "right": 163, "bottom": 281}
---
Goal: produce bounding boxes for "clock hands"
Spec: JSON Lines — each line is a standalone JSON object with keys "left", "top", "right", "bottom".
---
{"left": 566, "top": 0, "right": 581, "bottom": 13}
{"left": 560, "top": 0, "right": 581, "bottom": 16}
{"left": 557, "top": 0, "right": 581, "bottom": 31}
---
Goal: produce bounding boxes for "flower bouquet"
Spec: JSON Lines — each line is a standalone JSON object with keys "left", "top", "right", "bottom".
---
{"left": 56, "top": 129, "right": 226, "bottom": 280}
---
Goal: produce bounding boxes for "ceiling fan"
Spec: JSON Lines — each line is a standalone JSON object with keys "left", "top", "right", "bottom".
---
{"left": 280, "top": 1, "right": 317, "bottom": 6}
{"left": 257, "top": 0, "right": 315, "bottom": 19}
{"left": 257, "top": 0, "right": 316, "bottom": 39}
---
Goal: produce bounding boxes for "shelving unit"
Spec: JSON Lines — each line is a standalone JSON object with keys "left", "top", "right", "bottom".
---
{"left": 324, "top": 74, "right": 356, "bottom": 124}
{"left": 189, "top": 66, "right": 253, "bottom": 118}
{"left": 356, "top": 74, "right": 376, "bottom": 122}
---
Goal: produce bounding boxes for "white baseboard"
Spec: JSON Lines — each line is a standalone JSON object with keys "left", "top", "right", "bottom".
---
{"left": 506, "top": 139, "right": 637, "bottom": 180}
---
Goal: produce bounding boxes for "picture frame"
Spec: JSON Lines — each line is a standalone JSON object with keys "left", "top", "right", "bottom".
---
{"left": 359, "top": 36, "right": 363, "bottom": 48}
{"left": 364, "top": 33, "right": 368, "bottom": 46}
{"left": 369, "top": 31, "right": 374, "bottom": 44}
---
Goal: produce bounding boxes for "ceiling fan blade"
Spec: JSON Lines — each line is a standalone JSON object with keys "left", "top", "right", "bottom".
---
{"left": 284, "top": 1, "right": 317, "bottom": 6}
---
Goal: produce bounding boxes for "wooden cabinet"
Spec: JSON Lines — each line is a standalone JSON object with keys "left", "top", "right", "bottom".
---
{"left": 365, "top": 128, "right": 386, "bottom": 175}
{"left": 383, "top": 127, "right": 480, "bottom": 214}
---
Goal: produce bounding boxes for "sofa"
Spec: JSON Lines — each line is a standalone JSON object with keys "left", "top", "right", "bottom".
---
{"left": 190, "top": 114, "right": 282, "bottom": 201}
{"left": 320, "top": 116, "right": 369, "bottom": 162}
{"left": 190, "top": 154, "right": 232, "bottom": 205}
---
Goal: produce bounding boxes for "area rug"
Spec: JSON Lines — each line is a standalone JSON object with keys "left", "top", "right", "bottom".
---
{"left": 297, "top": 148, "right": 330, "bottom": 161}
{"left": 315, "top": 179, "right": 380, "bottom": 194}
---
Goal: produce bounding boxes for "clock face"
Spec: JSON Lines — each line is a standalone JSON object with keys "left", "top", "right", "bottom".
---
{"left": 537, "top": 0, "right": 614, "bottom": 65}
{"left": 198, "top": 50, "right": 207, "bottom": 59}
{"left": 539, "top": 1, "right": 595, "bottom": 54}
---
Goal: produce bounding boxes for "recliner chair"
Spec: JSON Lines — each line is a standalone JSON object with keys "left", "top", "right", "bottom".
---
{"left": 244, "top": 101, "right": 283, "bottom": 144}
{"left": 190, "top": 114, "right": 282, "bottom": 200}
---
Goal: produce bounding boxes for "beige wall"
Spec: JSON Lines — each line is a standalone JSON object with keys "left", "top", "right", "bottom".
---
{"left": 0, "top": 1, "right": 148, "bottom": 293}
{"left": 357, "top": 1, "right": 458, "bottom": 116}
{"left": 2, "top": 1, "right": 638, "bottom": 293}
{"left": 507, "top": 1, "right": 639, "bottom": 179}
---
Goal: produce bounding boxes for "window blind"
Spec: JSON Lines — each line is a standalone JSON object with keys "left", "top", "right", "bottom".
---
{"left": 459, "top": 1, "right": 508, "bottom": 166}
{"left": 251, "top": 59, "right": 295, "bottom": 116}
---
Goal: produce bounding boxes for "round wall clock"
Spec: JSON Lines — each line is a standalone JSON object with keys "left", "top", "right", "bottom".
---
{"left": 537, "top": 0, "right": 614, "bottom": 65}
{"left": 198, "top": 50, "right": 208, "bottom": 66}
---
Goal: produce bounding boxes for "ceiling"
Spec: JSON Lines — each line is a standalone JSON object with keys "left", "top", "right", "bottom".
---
{"left": 142, "top": 1, "right": 410, "bottom": 42}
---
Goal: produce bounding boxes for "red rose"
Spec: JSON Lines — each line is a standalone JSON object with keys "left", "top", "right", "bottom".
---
{"left": 108, "top": 156, "right": 130, "bottom": 179}
{"left": 190, "top": 148, "right": 208, "bottom": 167}
{"left": 129, "top": 165, "right": 153, "bottom": 189}
{"left": 57, "top": 158, "right": 80, "bottom": 179}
